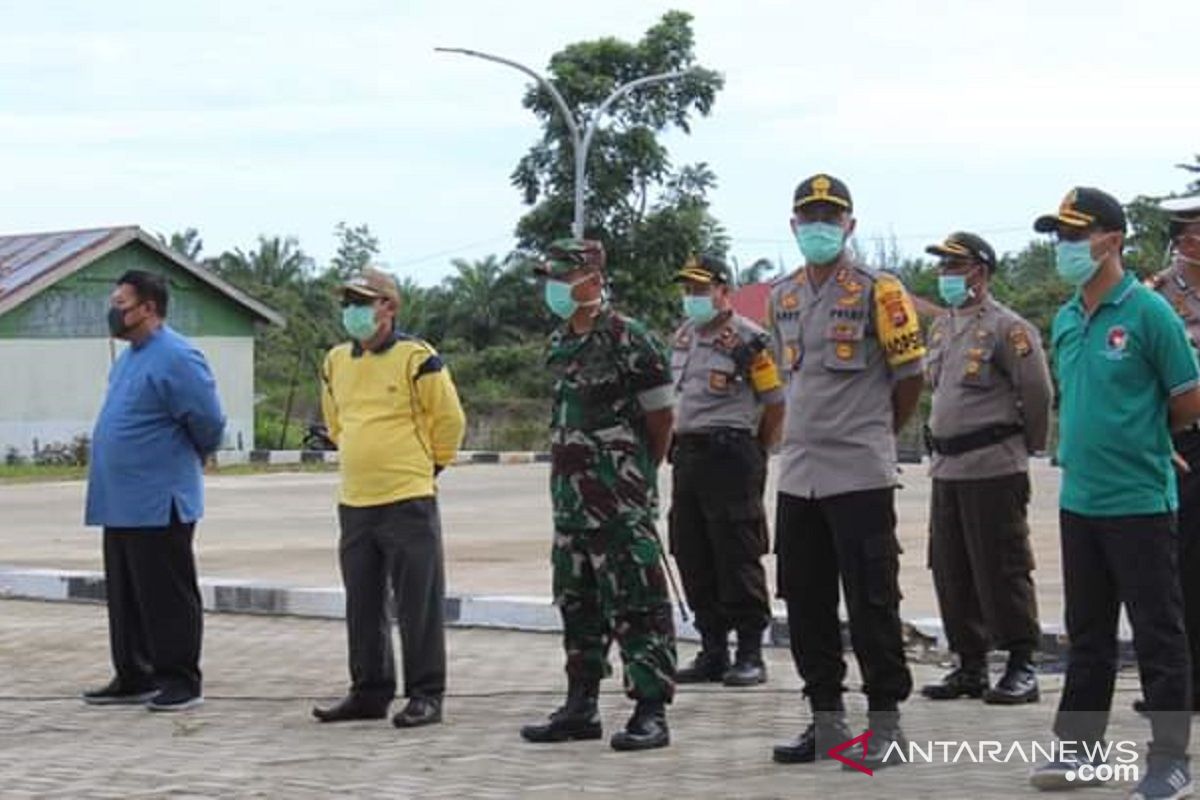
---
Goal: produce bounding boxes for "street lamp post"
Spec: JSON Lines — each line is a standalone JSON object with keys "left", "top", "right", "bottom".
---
{"left": 436, "top": 46, "right": 690, "bottom": 238}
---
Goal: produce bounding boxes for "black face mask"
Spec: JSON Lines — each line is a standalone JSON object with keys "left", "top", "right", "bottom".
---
{"left": 107, "top": 307, "right": 131, "bottom": 337}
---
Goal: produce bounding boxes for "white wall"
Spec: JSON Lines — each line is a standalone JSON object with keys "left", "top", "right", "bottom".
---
{"left": 0, "top": 336, "right": 254, "bottom": 457}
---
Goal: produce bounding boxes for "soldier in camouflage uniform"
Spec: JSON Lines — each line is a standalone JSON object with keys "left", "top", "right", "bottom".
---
{"left": 1144, "top": 196, "right": 1200, "bottom": 713}
{"left": 519, "top": 238, "right": 678, "bottom": 752}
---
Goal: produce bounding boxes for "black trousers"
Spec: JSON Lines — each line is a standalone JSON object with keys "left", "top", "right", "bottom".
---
{"left": 929, "top": 472, "right": 1040, "bottom": 661}
{"left": 1055, "top": 511, "right": 1191, "bottom": 759}
{"left": 1174, "top": 430, "right": 1200, "bottom": 700}
{"left": 776, "top": 488, "right": 912, "bottom": 711}
{"left": 102, "top": 512, "right": 203, "bottom": 696}
{"left": 338, "top": 496, "right": 446, "bottom": 704}
{"left": 669, "top": 430, "right": 771, "bottom": 648}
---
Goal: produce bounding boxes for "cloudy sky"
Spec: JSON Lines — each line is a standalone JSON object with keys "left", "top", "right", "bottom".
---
{"left": 1, "top": 0, "right": 1196, "bottom": 284}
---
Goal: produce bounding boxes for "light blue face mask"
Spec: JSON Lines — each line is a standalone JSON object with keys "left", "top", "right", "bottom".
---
{"left": 937, "top": 273, "right": 972, "bottom": 308}
{"left": 682, "top": 294, "right": 718, "bottom": 324}
{"left": 342, "top": 304, "right": 379, "bottom": 341}
{"left": 794, "top": 222, "right": 846, "bottom": 265}
{"left": 544, "top": 276, "right": 597, "bottom": 319}
{"left": 1055, "top": 240, "right": 1100, "bottom": 287}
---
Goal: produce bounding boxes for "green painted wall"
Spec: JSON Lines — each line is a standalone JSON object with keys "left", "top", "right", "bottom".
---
{"left": 0, "top": 243, "right": 256, "bottom": 339}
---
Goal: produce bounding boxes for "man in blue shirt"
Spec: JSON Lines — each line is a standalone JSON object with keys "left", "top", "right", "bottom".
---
{"left": 82, "top": 270, "right": 226, "bottom": 712}
{"left": 1029, "top": 189, "right": 1200, "bottom": 800}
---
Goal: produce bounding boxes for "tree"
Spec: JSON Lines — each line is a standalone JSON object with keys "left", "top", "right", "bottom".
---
{"left": 1179, "top": 155, "right": 1200, "bottom": 195}
{"left": 508, "top": 11, "right": 726, "bottom": 330}
{"left": 215, "top": 235, "right": 312, "bottom": 289}
{"left": 328, "top": 222, "right": 380, "bottom": 281}
{"left": 158, "top": 228, "right": 204, "bottom": 261}
{"left": 739, "top": 258, "right": 777, "bottom": 285}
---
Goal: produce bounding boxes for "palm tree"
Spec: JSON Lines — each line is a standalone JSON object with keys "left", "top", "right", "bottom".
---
{"left": 215, "top": 236, "right": 312, "bottom": 290}
{"left": 442, "top": 256, "right": 513, "bottom": 350}
{"left": 158, "top": 228, "right": 204, "bottom": 261}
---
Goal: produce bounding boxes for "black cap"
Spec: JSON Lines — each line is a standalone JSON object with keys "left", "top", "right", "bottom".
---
{"left": 925, "top": 231, "right": 998, "bottom": 272}
{"left": 674, "top": 253, "right": 731, "bottom": 285}
{"left": 1034, "top": 187, "right": 1126, "bottom": 234}
{"left": 1161, "top": 196, "right": 1200, "bottom": 241}
{"left": 793, "top": 174, "right": 853, "bottom": 214}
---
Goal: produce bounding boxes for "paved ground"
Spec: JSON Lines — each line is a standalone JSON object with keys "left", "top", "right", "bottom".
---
{"left": 0, "top": 599, "right": 1164, "bottom": 799}
{"left": 0, "top": 458, "right": 1066, "bottom": 624}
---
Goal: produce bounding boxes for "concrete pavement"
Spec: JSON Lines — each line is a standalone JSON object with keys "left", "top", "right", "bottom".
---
{"left": 0, "top": 598, "right": 1159, "bottom": 799}
{"left": 0, "top": 458, "right": 1068, "bottom": 627}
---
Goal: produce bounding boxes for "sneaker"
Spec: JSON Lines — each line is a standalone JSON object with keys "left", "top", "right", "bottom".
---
{"left": 146, "top": 687, "right": 204, "bottom": 712}
{"left": 81, "top": 678, "right": 158, "bottom": 706}
{"left": 1029, "top": 756, "right": 1106, "bottom": 791}
{"left": 1130, "top": 756, "right": 1193, "bottom": 800}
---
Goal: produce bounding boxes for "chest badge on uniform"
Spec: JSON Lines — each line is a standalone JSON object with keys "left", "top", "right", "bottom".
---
{"left": 1009, "top": 326, "right": 1032, "bottom": 357}
{"left": 835, "top": 342, "right": 855, "bottom": 361}
{"left": 709, "top": 370, "right": 730, "bottom": 391}
{"left": 781, "top": 291, "right": 799, "bottom": 311}
{"left": 964, "top": 360, "right": 981, "bottom": 377}
{"left": 832, "top": 322, "right": 856, "bottom": 341}
{"left": 1104, "top": 325, "right": 1129, "bottom": 360}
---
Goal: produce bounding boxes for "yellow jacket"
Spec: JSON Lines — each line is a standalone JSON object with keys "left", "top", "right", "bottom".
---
{"left": 320, "top": 334, "right": 466, "bottom": 507}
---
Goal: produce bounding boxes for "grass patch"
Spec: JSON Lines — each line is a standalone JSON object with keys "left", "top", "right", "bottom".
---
{"left": 0, "top": 461, "right": 339, "bottom": 485}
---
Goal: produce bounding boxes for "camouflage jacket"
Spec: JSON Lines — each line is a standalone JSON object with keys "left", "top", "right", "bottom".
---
{"left": 547, "top": 308, "right": 674, "bottom": 530}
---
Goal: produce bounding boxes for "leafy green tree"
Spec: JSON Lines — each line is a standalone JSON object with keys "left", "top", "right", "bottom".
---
{"left": 508, "top": 10, "right": 726, "bottom": 330}
{"left": 328, "top": 222, "right": 380, "bottom": 281}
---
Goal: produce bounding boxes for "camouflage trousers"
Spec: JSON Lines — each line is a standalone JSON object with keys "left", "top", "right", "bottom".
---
{"left": 552, "top": 516, "right": 677, "bottom": 702}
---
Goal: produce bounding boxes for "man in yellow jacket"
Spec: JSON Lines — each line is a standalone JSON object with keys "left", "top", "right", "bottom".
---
{"left": 313, "top": 267, "right": 466, "bottom": 729}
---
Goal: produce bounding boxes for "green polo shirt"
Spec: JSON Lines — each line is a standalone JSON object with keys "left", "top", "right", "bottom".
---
{"left": 1052, "top": 271, "right": 1200, "bottom": 517}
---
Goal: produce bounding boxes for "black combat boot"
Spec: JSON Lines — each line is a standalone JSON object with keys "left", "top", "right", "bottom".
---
{"left": 983, "top": 650, "right": 1039, "bottom": 705}
{"left": 851, "top": 709, "right": 908, "bottom": 771}
{"left": 773, "top": 705, "right": 853, "bottom": 764}
{"left": 519, "top": 678, "right": 602, "bottom": 743}
{"left": 723, "top": 631, "right": 767, "bottom": 687}
{"left": 920, "top": 655, "right": 988, "bottom": 700}
{"left": 609, "top": 699, "right": 670, "bottom": 751}
{"left": 676, "top": 632, "right": 730, "bottom": 684}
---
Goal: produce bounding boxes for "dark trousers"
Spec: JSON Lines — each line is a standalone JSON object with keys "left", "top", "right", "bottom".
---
{"left": 776, "top": 488, "right": 912, "bottom": 711}
{"left": 338, "top": 496, "right": 446, "bottom": 704}
{"left": 1055, "top": 511, "right": 1191, "bottom": 759}
{"left": 669, "top": 430, "right": 771, "bottom": 648}
{"left": 1174, "top": 430, "right": 1200, "bottom": 700}
{"left": 929, "top": 472, "right": 1040, "bottom": 661}
{"left": 102, "top": 512, "right": 203, "bottom": 696}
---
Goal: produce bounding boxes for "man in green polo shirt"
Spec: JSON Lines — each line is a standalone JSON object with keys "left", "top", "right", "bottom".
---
{"left": 1029, "top": 187, "right": 1200, "bottom": 800}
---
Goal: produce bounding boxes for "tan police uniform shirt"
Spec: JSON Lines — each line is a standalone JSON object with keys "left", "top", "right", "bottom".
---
{"left": 1149, "top": 262, "right": 1200, "bottom": 350}
{"left": 925, "top": 296, "right": 1052, "bottom": 481}
{"left": 671, "top": 311, "right": 785, "bottom": 433}
{"left": 773, "top": 264, "right": 926, "bottom": 499}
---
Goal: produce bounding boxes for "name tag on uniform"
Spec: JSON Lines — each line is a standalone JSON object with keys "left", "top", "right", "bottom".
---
{"left": 709, "top": 371, "right": 730, "bottom": 391}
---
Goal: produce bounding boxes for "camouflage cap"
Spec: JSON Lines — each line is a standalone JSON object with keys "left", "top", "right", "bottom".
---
{"left": 534, "top": 238, "right": 606, "bottom": 277}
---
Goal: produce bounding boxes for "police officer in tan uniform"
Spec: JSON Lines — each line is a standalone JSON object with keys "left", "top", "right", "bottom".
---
{"left": 769, "top": 174, "right": 925, "bottom": 770}
{"left": 1145, "top": 196, "right": 1200, "bottom": 714}
{"left": 919, "top": 232, "right": 1052, "bottom": 707}
{"left": 669, "top": 254, "right": 786, "bottom": 688}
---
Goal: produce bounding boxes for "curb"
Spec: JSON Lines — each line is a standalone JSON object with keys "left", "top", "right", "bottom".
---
{"left": 0, "top": 565, "right": 1114, "bottom": 660}
{"left": 216, "top": 451, "right": 552, "bottom": 468}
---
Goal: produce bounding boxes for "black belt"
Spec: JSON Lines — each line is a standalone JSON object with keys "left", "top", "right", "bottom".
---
{"left": 924, "top": 423, "right": 1024, "bottom": 456}
{"left": 674, "top": 428, "right": 753, "bottom": 447}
